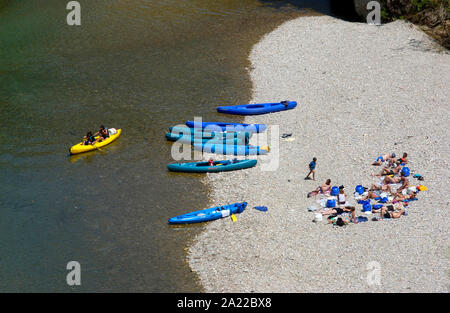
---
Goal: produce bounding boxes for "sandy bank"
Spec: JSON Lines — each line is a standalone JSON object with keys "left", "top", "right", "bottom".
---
{"left": 189, "top": 16, "right": 450, "bottom": 292}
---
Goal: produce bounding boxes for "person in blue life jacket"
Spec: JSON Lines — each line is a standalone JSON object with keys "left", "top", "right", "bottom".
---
{"left": 305, "top": 157, "right": 317, "bottom": 181}
{"left": 83, "top": 131, "right": 96, "bottom": 145}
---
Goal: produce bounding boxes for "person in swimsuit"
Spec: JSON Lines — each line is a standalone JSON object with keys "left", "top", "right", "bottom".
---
{"left": 372, "top": 153, "right": 395, "bottom": 166}
{"left": 396, "top": 171, "right": 410, "bottom": 194}
{"left": 377, "top": 205, "right": 406, "bottom": 220}
{"left": 338, "top": 186, "right": 347, "bottom": 206}
{"left": 94, "top": 125, "right": 109, "bottom": 143}
{"left": 320, "top": 206, "right": 357, "bottom": 223}
{"left": 393, "top": 192, "right": 417, "bottom": 202}
{"left": 307, "top": 178, "right": 331, "bottom": 197}
{"left": 360, "top": 190, "right": 380, "bottom": 200}
{"left": 398, "top": 152, "right": 408, "bottom": 164}
{"left": 370, "top": 175, "right": 400, "bottom": 193}
{"left": 83, "top": 131, "right": 96, "bottom": 145}
{"left": 371, "top": 161, "right": 402, "bottom": 177}
{"left": 305, "top": 157, "right": 317, "bottom": 181}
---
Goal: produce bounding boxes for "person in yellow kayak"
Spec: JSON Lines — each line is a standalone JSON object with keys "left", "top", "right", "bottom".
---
{"left": 93, "top": 125, "right": 109, "bottom": 143}
{"left": 83, "top": 131, "right": 97, "bottom": 145}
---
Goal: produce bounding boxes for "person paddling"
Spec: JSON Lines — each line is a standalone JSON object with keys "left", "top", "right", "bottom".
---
{"left": 94, "top": 125, "right": 109, "bottom": 143}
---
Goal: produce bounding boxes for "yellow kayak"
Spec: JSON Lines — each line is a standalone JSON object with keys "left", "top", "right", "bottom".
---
{"left": 69, "top": 129, "right": 122, "bottom": 155}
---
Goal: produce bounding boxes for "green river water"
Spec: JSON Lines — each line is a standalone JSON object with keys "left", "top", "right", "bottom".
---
{"left": 0, "top": 0, "right": 351, "bottom": 292}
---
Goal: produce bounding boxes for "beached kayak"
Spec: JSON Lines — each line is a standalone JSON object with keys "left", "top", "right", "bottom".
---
{"left": 168, "top": 202, "right": 247, "bottom": 224}
{"left": 217, "top": 101, "right": 297, "bottom": 115}
{"left": 169, "top": 126, "right": 252, "bottom": 139}
{"left": 185, "top": 121, "right": 266, "bottom": 133}
{"left": 167, "top": 159, "right": 257, "bottom": 173}
{"left": 69, "top": 129, "right": 122, "bottom": 155}
{"left": 193, "top": 143, "right": 269, "bottom": 155}
{"left": 165, "top": 133, "right": 246, "bottom": 145}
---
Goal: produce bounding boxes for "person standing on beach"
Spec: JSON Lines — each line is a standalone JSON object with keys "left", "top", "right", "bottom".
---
{"left": 305, "top": 157, "right": 317, "bottom": 180}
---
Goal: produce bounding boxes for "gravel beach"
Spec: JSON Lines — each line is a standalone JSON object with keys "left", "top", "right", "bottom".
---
{"left": 188, "top": 16, "right": 450, "bottom": 293}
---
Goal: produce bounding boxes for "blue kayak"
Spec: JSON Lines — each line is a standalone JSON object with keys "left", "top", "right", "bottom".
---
{"left": 185, "top": 121, "right": 266, "bottom": 133}
{"left": 167, "top": 159, "right": 257, "bottom": 173}
{"left": 168, "top": 202, "right": 247, "bottom": 224}
{"left": 165, "top": 133, "right": 246, "bottom": 145}
{"left": 193, "top": 143, "right": 269, "bottom": 155}
{"left": 217, "top": 101, "right": 297, "bottom": 115}
{"left": 169, "top": 126, "right": 252, "bottom": 140}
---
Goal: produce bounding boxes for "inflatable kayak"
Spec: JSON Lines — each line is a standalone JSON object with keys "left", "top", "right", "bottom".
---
{"left": 69, "top": 129, "right": 122, "bottom": 155}
{"left": 169, "top": 126, "right": 252, "bottom": 140}
{"left": 168, "top": 202, "right": 247, "bottom": 224}
{"left": 185, "top": 121, "right": 266, "bottom": 133}
{"left": 193, "top": 143, "right": 269, "bottom": 155}
{"left": 217, "top": 101, "right": 297, "bottom": 115}
{"left": 167, "top": 159, "right": 257, "bottom": 173}
{"left": 165, "top": 133, "right": 246, "bottom": 145}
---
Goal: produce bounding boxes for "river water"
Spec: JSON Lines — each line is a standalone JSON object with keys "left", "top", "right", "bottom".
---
{"left": 0, "top": 0, "right": 351, "bottom": 292}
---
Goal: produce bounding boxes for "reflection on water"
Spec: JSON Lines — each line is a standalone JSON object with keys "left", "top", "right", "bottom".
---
{"left": 0, "top": 0, "right": 343, "bottom": 292}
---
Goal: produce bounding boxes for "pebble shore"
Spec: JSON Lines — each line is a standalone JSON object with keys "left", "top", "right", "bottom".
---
{"left": 188, "top": 16, "right": 450, "bottom": 292}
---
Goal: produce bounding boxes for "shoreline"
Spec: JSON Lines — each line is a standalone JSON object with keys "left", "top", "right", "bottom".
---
{"left": 188, "top": 16, "right": 449, "bottom": 292}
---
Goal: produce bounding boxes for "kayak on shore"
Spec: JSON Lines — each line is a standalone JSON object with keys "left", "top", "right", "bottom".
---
{"left": 69, "top": 129, "right": 122, "bottom": 155}
{"left": 193, "top": 143, "right": 269, "bottom": 155}
{"left": 168, "top": 202, "right": 247, "bottom": 224}
{"left": 165, "top": 133, "right": 247, "bottom": 145}
{"left": 167, "top": 159, "right": 257, "bottom": 173}
{"left": 217, "top": 100, "right": 297, "bottom": 115}
{"left": 185, "top": 121, "right": 267, "bottom": 133}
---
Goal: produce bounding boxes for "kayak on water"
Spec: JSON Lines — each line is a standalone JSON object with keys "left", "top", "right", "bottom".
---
{"left": 168, "top": 202, "right": 247, "bottom": 224}
{"left": 193, "top": 143, "right": 269, "bottom": 155}
{"left": 165, "top": 133, "right": 247, "bottom": 145}
{"left": 185, "top": 121, "right": 266, "bottom": 133}
{"left": 169, "top": 125, "right": 252, "bottom": 139}
{"left": 217, "top": 100, "right": 297, "bottom": 115}
{"left": 69, "top": 129, "right": 122, "bottom": 155}
{"left": 167, "top": 159, "right": 257, "bottom": 173}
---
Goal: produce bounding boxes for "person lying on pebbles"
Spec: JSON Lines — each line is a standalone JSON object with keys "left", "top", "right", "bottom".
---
{"left": 307, "top": 178, "right": 331, "bottom": 198}
{"left": 360, "top": 190, "right": 380, "bottom": 200}
{"left": 370, "top": 176, "right": 400, "bottom": 193}
{"left": 372, "top": 203, "right": 407, "bottom": 220}
{"left": 371, "top": 161, "right": 403, "bottom": 177}
{"left": 392, "top": 192, "right": 417, "bottom": 202}
{"left": 319, "top": 206, "right": 357, "bottom": 224}
{"left": 371, "top": 153, "right": 396, "bottom": 166}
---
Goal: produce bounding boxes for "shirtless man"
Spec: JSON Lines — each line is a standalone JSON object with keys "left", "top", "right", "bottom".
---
{"left": 371, "top": 161, "right": 402, "bottom": 177}
{"left": 307, "top": 179, "right": 332, "bottom": 198}
{"left": 396, "top": 171, "right": 410, "bottom": 194}
{"left": 370, "top": 175, "right": 400, "bottom": 193}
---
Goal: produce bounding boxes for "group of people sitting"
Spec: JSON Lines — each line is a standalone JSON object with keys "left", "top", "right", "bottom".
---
{"left": 83, "top": 125, "right": 109, "bottom": 145}
{"left": 306, "top": 152, "right": 421, "bottom": 226}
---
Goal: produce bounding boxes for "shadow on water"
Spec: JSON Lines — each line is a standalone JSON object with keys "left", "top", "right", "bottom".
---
{"left": 258, "top": 0, "right": 361, "bottom": 22}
